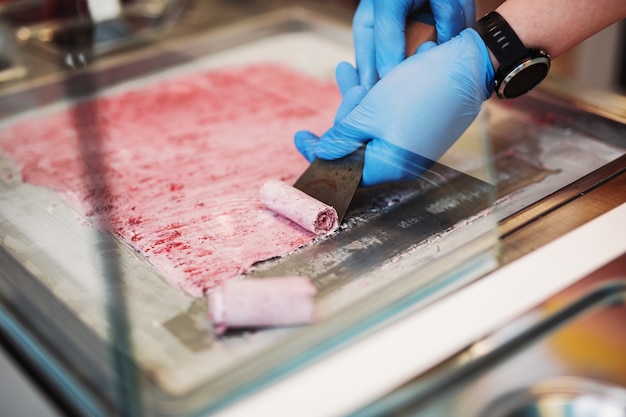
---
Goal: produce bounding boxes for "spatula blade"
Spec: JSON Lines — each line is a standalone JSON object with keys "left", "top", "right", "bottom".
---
{"left": 293, "top": 146, "right": 365, "bottom": 224}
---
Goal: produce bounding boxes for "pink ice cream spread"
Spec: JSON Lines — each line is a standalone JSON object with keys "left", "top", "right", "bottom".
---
{"left": 0, "top": 64, "right": 340, "bottom": 297}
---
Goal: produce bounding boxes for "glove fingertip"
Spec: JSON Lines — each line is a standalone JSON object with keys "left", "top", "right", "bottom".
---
{"left": 334, "top": 85, "right": 367, "bottom": 122}
{"left": 460, "top": 0, "right": 477, "bottom": 28}
{"left": 335, "top": 61, "right": 359, "bottom": 96}
{"left": 294, "top": 130, "right": 319, "bottom": 163}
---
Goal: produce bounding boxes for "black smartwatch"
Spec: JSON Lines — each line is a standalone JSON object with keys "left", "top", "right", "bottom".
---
{"left": 473, "top": 12, "right": 550, "bottom": 99}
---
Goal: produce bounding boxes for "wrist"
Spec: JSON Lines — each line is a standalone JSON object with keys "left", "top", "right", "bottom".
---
{"left": 472, "top": 11, "right": 550, "bottom": 99}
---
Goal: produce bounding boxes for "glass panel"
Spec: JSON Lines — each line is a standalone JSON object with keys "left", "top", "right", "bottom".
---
{"left": 352, "top": 255, "right": 626, "bottom": 417}
{"left": 0, "top": 7, "right": 499, "bottom": 415}
{"left": 0, "top": 3, "right": 623, "bottom": 416}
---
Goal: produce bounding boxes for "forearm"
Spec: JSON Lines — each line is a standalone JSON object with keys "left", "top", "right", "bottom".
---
{"left": 496, "top": 0, "right": 626, "bottom": 58}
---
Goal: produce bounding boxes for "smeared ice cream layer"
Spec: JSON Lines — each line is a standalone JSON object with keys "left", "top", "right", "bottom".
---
{"left": 0, "top": 64, "right": 340, "bottom": 297}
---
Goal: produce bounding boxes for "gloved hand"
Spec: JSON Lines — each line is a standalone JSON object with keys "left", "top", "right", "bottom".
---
{"left": 295, "top": 28, "right": 494, "bottom": 186}
{"left": 354, "top": 0, "right": 476, "bottom": 88}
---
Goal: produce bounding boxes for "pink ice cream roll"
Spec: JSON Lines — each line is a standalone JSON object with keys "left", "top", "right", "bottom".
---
{"left": 208, "top": 276, "right": 317, "bottom": 334}
{"left": 259, "top": 179, "right": 338, "bottom": 235}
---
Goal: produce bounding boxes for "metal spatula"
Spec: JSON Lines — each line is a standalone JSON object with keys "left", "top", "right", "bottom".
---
{"left": 293, "top": 146, "right": 365, "bottom": 224}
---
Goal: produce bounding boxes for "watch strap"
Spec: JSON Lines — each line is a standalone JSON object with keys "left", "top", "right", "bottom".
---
{"left": 472, "top": 11, "right": 527, "bottom": 69}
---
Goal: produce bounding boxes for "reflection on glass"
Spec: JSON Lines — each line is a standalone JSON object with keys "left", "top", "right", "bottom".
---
{"left": 1, "top": 5, "right": 622, "bottom": 416}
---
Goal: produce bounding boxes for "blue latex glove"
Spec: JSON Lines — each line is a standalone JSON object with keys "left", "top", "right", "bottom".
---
{"left": 354, "top": 0, "right": 476, "bottom": 88}
{"left": 295, "top": 28, "right": 494, "bottom": 187}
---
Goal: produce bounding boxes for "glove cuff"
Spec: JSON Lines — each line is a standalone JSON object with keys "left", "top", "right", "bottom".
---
{"left": 464, "top": 28, "right": 496, "bottom": 96}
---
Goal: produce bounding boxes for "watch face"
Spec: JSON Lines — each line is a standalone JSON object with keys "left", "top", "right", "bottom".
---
{"left": 497, "top": 54, "right": 551, "bottom": 99}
